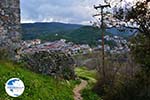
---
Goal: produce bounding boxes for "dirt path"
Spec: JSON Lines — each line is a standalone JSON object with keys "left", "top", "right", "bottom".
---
{"left": 73, "top": 79, "right": 88, "bottom": 100}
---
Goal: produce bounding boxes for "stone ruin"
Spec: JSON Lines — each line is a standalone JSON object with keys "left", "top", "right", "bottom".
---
{"left": 22, "top": 51, "right": 76, "bottom": 80}
{"left": 0, "top": 0, "right": 21, "bottom": 57}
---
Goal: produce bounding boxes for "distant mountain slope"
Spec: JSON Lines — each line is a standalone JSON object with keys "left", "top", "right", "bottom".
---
{"left": 21, "top": 22, "right": 136, "bottom": 46}
{"left": 21, "top": 22, "right": 82, "bottom": 40}
{"left": 106, "top": 27, "right": 137, "bottom": 37}
{"left": 22, "top": 22, "right": 82, "bottom": 32}
{"left": 36, "top": 26, "right": 112, "bottom": 46}
{"left": 66, "top": 26, "right": 111, "bottom": 45}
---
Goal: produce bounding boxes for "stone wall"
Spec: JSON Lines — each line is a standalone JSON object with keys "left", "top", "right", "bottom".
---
{"left": 22, "top": 51, "right": 75, "bottom": 80}
{"left": 0, "top": 0, "right": 21, "bottom": 56}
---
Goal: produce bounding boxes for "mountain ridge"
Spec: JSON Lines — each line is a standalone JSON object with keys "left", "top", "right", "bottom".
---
{"left": 21, "top": 22, "right": 136, "bottom": 46}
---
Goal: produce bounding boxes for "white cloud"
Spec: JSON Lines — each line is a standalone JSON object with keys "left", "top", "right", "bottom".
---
{"left": 20, "top": 0, "right": 101, "bottom": 24}
{"left": 20, "top": 0, "right": 137, "bottom": 25}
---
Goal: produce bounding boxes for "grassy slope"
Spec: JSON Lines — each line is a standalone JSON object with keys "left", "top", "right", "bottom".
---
{"left": 75, "top": 67, "right": 97, "bottom": 83}
{"left": 75, "top": 67, "right": 101, "bottom": 100}
{"left": 0, "top": 61, "right": 78, "bottom": 100}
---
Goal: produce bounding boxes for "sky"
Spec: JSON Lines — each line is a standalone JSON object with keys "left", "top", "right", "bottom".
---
{"left": 20, "top": 0, "right": 136, "bottom": 25}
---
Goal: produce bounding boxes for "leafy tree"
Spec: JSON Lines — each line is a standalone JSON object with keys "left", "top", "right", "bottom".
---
{"left": 93, "top": 0, "right": 150, "bottom": 100}
{"left": 103, "top": 0, "right": 150, "bottom": 71}
{"left": 126, "top": 1, "right": 150, "bottom": 71}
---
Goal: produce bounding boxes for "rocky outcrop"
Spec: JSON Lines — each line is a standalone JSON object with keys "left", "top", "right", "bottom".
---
{"left": 22, "top": 51, "right": 76, "bottom": 80}
{"left": 0, "top": 0, "right": 21, "bottom": 58}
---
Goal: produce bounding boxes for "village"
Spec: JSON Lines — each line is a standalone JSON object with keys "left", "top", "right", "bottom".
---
{"left": 19, "top": 35, "right": 130, "bottom": 55}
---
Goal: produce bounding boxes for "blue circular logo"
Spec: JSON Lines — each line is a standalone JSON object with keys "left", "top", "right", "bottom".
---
{"left": 5, "top": 78, "right": 25, "bottom": 97}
